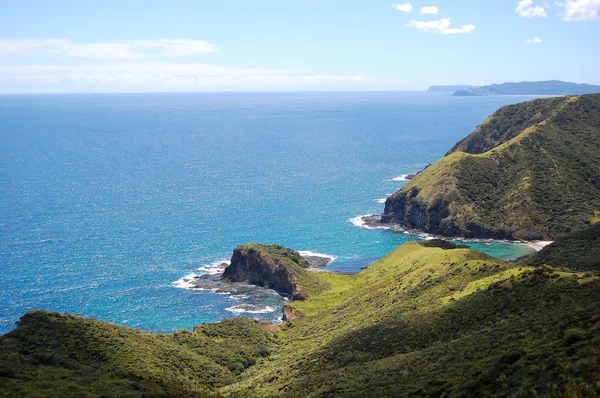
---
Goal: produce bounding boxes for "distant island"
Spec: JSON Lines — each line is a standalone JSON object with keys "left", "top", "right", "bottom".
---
{"left": 451, "top": 80, "right": 600, "bottom": 96}
{"left": 426, "top": 85, "right": 477, "bottom": 93}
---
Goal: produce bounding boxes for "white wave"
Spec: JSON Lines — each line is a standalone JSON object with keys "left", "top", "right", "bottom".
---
{"left": 229, "top": 295, "right": 249, "bottom": 300}
{"left": 172, "top": 273, "right": 199, "bottom": 289}
{"left": 196, "top": 259, "right": 230, "bottom": 275}
{"left": 348, "top": 215, "right": 391, "bottom": 230}
{"left": 375, "top": 198, "right": 387, "bottom": 204}
{"left": 391, "top": 174, "right": 412, "bottom": 182}
{"left": 225, "top": 305, "right": 276, "bottom": 314}
{"left": 298, "top": 250, "right": 338, "bottom": 263}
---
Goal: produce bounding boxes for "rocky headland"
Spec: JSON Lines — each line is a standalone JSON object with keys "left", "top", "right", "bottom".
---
{"left": 183, "top": 243, "right": 333, "bottom": 300}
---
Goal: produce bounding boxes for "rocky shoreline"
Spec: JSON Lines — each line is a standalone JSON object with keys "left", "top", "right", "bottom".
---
{"left": 355, "top": 214, "right": 553, "bottom": 251}
{"left": 180, "top": 248, "right": 335, "bottom": 296}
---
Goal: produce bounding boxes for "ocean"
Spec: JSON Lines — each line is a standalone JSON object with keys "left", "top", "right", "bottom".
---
{"left": 0, "top": 92, "right": 540, "bottom": 335}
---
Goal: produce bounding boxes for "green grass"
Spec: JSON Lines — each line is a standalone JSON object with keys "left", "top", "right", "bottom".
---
{"left": 519, "top": 222, "right": 600, "bottom": 271}
{"left": 225, "top": 242, "right": 600, "bottom": 397}
{"left": 2, "top": 242, "right": 599, "bottom": 397}
{"left": 0, "top": 312, "right": 278, "bottom": 396}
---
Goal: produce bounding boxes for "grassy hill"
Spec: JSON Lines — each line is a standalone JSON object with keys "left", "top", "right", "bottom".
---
{"left": 382, "top": 94, "right": 600, "bottom": 240}
{"left": 0, "top": 311, "right": 278, "bottom": 396}
{"left": 225, "top": 242, "right": 600, "bottom": 397}
{"left": 519, "top": 222, "right": 600, "bottom": 271}
{"left": 3, "top": 242, "right": 598, "bottom": 397}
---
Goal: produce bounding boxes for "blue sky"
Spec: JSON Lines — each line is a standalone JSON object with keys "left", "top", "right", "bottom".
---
{"left": 0, "top": 0, "right": 599, "bottom": 92}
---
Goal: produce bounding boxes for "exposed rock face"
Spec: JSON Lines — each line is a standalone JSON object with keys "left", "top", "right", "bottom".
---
{"left": 222, "top": 243, "right": 311, "bottom": 300}
{"left": 381, "top": 94, "right": 600, "bottom": 240}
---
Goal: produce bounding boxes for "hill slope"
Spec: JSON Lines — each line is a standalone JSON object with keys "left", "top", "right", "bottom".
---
{"left": 519, "top": 221, "right": 600, "bottom": 271}
{"left": 226, "top": 242, "right": 600, "bottom": 397}
{"left": 382, "top": 94, "right": 600, "bottom": 240}
{"left": 453, "top": 80, "right": 600, "bottom": 96}
{"left": 0, "top": 311, "right": 277, "bottom": 396}
{"left": 1, "top": 242, "right": 599, "bottom": 397}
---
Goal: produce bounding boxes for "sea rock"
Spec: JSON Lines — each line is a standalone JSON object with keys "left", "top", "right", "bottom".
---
{"left": 302, "top": 255, "right": 331, "bottom": 268}
{"left": 222, "top": 243, "right": 310, "bottom": 300}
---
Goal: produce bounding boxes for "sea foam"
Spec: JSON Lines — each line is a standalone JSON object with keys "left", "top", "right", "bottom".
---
{"left": 348, "top": 215, "right": 391, "bottom": 230}
{"left": 225, "top": 305, "right": 276, "bottom": 314}
{"left": 298, "top": 250, "right": 338, "bottom": 263}
{"left": 391, "top": 174, "right": 412, "bottom": 182}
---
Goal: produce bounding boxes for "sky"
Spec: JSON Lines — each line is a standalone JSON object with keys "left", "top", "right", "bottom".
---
{"left": 0, "top": 0, "right": 599, "bottom": 93}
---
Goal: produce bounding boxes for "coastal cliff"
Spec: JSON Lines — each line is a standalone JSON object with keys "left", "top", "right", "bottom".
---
{"left": 222, "top": 243, "right": 327, "bottom": 300}
{"left": 382, "top": 94, "right": 600, "bottom": 240}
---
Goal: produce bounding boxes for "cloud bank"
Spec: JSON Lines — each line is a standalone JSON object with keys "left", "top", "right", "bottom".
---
{"left": 395, "top": 3, "right": 413, "bottom": 13}
{"left": 557, "top": 0, "right": 600, "bottom": 21}
{"left": 406, "top": 18, "right": 476, "bottom": 34}
{"left": 420, "top": 6, "right": 440, "bottom": 15}
{"left": 0, "top": 63, "right": 375, "bottom": 93}
{"left": 515, "top": 0, "right": 548, "bottom": 18}
{"left": 0, "top": 39, "right": 217, "bottom": 59}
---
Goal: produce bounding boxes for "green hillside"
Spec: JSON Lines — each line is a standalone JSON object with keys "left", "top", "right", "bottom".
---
{"left": 226, "top": 242, "right": 600, "bottom": 397}
{"left": 519, "top": 222, "right": 600, "bottom": 271}
{"left": 382, "top": 94, "right": 600, "bottom": 240}
{"left": 2, "top": 242, "right": 598, "bottom": 397}
{"left": 0, "top": 311, "right": 277, "bottom": 396}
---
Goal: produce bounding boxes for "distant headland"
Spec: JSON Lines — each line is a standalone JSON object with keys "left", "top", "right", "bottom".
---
{"left": 428, "top": 80, "right": 600, "bottom": 96}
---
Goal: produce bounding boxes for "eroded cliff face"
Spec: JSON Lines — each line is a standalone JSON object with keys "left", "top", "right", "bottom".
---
{"left": 381, "top": 187, "right": 513, "bottom": 239}
{"left": 222, "top": 243, "right": 310, "bottom": 300}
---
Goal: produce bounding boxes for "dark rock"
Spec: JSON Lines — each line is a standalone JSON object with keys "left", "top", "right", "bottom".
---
{"left": 302, "top": 255, "right": 331, "bottom": 268}
{"left": 222, "top": 243, "right": 310, "bottom": 300}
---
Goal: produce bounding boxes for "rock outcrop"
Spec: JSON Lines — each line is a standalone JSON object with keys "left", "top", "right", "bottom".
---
{"left": 222, "top": 243, "right": 324, "bottom": 301}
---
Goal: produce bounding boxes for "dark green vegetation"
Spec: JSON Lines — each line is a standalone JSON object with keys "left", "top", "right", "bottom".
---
{"left": 226, "top": 242, "right": 600, "bottom": 397}
{"left": 520, "top": 222, "right": 600, "bottom": 271}
{"left": 382, "top": 94, "right": 600, "bottom": 240}
{"left": 222, "top": 243, "right": 328, "bottom": 300}
{"left": 2, "top": 242, "right": 599, "bottom": 397}
{"left": 0, "top": 311, "right": 277, "bottom": 396}
{"left": 453, "top": 80, "right": 600, "bottom": 96}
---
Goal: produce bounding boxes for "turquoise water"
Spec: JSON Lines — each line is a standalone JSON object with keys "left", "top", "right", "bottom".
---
{"left": 0, "top": 92, "right": 537, "bottom": 335}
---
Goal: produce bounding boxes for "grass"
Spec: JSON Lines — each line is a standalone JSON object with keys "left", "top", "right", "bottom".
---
{"left": 225, "top": 242, "right": 600, "bottom": 397}
{"left": 2, "top": 242, "right": 599, "bottom": 397}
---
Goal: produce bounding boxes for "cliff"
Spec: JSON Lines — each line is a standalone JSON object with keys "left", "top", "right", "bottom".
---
{"left": 453, "top": 80, "right": 600, "bottom": 96}
{"left": 222, "top": 243, "right": 327, "bottom": 300}
{"left": 382, "top": 94, "right": 600, "bottom": 240}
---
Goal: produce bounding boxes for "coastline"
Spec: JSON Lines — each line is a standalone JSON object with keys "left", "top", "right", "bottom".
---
{"left": 349, "top": 214, "right": 553, "bottom": 252}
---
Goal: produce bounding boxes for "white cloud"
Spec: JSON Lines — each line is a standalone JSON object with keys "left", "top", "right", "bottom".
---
{"left": 516, "top": 0, "right": 548, "bottom": 17}
{"left": 406, "top": 18, "right": 476, "bottom": 34}
{"left": 395, "top": 3, "right": 413, "bottom": 12}
{"left": 556, "top": 0, "right": 600, "bottom": 21}
{"left": 0, "top": 63, "right": 375, "bottom": 93}
{"left": 0, "top": 39, "right": 217, "bottom": 59}
{"left": 420, "top": 6, "right": 440, "bottom": 15}
{"left": 526, "top": 36, "right": 543, "bottom": 43}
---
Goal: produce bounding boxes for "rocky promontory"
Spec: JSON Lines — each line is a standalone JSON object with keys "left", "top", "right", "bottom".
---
{"left": 221, "top": 243, "right": 328, "bottom": 301}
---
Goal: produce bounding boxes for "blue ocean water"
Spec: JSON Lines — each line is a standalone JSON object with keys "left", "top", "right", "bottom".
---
{"left": 0, "top": 92, "right": 539, "bottom": 335}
